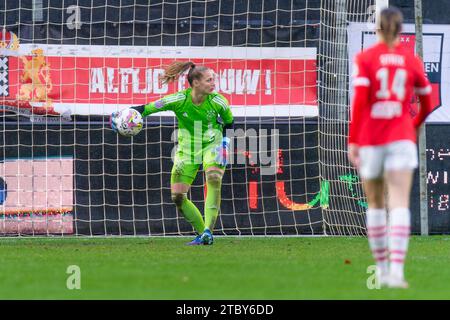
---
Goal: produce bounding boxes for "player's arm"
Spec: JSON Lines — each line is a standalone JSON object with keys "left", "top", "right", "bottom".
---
{"left": 348, "top": 54, "right": 370, "bottom": 145}
{"left": 349, "top": 86, "right": 369, "bottom": 145}
{"left": 219, "top": 120, "right": 234, "bottom": 165}
{"left": 213, "top": 94, "right": 234, "bottom": 166}
{"left": 348, "top": 54, "right": 370, "bottom": 167}
{"left": 131, "top": 92, "right": 186, "bottom": 117}
{"left": 222, "top": 120, "right": 234, "bottom": 137}
{"left": 215, "top": 94, "right": 234, "bottom": 138}
{"left": 412, "top": 56, "right": 434, "bottom": 128}
{"left": 110, "top": 93, "right": 185, "bottom": 132}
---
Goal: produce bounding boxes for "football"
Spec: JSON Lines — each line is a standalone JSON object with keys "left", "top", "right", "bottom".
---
{"left": 111, "top": 108, "right": 143, "bottom": 137}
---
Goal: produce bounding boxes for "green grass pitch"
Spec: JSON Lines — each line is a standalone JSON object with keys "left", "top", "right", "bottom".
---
{"left": 0, "top": 236, "right": 449, "bottom": 299}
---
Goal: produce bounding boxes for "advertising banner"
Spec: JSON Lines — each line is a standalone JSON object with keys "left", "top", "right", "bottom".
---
{"left": 348, "top": 23, "right": 450, "bottom": 123}
{"left": 0, "top": 31, "right": 318, "bottom": 118}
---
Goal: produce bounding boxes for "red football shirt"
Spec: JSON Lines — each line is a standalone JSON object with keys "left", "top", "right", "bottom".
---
{"left": 348, "top": 41, "right": 433, "bottom": 146}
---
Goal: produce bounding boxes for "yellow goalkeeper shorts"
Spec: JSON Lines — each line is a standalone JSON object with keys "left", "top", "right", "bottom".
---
{"left": 170, "top": 144, "right": 225, "bottom": 185}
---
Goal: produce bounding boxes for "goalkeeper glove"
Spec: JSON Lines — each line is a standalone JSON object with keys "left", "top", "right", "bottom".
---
{"left": 215, "top": 137, "right": 231, "bottom": 167}
{"left": 109, "top": 111, "right": 119, "bottom": 133}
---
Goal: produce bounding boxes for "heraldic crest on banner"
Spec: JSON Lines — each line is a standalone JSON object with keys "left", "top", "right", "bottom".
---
{"left": 17, "top": 48, "right": 53, "bottom": 110}
{"left": 0, "top": 29, "right": 59, "bottom": 116}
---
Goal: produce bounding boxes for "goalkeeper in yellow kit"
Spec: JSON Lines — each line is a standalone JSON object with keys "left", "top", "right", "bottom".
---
{"left": 111, "top": 61, "right": 234, "bottom": 245}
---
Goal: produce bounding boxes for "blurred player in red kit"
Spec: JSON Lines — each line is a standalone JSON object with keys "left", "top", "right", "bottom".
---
{"left": 348, "top": 7, "right": 435, "bottom": 288}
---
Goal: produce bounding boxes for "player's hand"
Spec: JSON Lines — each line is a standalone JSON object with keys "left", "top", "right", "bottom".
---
{"left": 215, "top": 137, "right": 231, "bottom": 167}
{"left": 348, "top": 143, "right": 360, "bottom": 168}
{"left": 109, "top": 111, "right": 119, "bottom": 133}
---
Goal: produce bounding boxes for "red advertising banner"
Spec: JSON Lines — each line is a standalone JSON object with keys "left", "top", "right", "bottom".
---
{"left": 0, "top": 34, "right": 318, "bottom": 117}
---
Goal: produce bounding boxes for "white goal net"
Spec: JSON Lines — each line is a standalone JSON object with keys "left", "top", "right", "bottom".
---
{"left": 0, "top": 0, "right": 374, "bottom": 236}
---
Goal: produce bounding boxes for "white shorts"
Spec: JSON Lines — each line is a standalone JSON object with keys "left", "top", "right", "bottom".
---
{"left": 359, "top": 140, "right": 418, "bottom": 180}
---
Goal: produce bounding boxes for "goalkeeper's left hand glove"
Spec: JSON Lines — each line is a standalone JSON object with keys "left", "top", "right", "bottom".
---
{"left": 215, "top": 137, "right": 231, "bottom": 167}
{"left": 109, "top": 111, "right": 119, "bottom": 133}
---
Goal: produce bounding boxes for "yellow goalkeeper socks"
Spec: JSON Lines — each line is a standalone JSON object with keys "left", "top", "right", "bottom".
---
{"left": 204, "top": 178, "right": 222, "bottom": 231}
{"left": 180, "top": 197, "right": 205, "bottom": 234}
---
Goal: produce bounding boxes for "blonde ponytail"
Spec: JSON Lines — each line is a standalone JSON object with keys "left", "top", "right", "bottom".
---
{"left": 161, "top": 61, "right": 195, "bottom": 84}
{"left": 161, "top": 61, "right": 210, "bottom": 87}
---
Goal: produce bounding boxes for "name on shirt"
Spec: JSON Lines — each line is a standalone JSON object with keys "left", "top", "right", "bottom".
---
{"left": 379, "top": 54, "right": 405, "bottom": 67}
{"left": 371, "top": 101, "right": 402, "bottom": 119}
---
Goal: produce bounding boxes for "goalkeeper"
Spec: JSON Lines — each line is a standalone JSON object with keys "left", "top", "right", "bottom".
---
{"left": 111, "top": 62, "right": 234, "bottom": 245}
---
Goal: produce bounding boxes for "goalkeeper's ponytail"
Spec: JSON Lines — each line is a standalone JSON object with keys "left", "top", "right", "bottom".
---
{"left": 162, "top": 61, "right": 210, "bottom": 87}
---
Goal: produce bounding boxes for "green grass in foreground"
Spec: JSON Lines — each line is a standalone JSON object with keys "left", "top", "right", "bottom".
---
{"left": 0, "top": 236, "right": 449, "bottom": 299}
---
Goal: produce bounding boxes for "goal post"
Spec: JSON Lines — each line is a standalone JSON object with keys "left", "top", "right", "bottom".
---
{"left": 414, "top": 0, "right": 428, "bottom": 236}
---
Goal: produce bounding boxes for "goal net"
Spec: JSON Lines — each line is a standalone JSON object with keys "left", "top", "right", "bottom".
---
{"left": 0, "top": 0, "right": 373, "bottom": 236}
{"left": 319, "top": 0, "right": 377, "bottom": 236}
